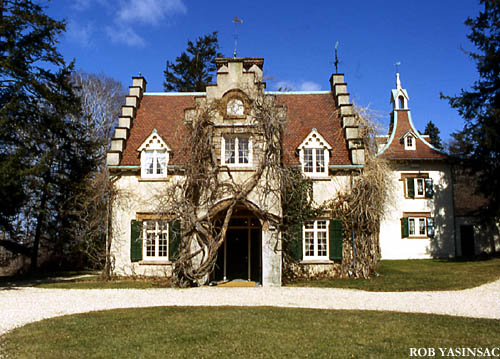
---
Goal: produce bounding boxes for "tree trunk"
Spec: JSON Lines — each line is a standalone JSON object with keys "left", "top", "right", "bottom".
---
{"left": 31, "top": 190, "right": 48, "bottom": 273}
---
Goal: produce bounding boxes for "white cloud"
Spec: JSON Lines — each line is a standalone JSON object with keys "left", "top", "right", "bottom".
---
{"left": 66, "top": 21, "right": 94, "bottom": 47}
{"left": 299, "top": 81, "right": 321, "bottom": 91}
{"left": 117, "top": 0, "right": 187, "bottom": 25}
{"left": 105, "top": 26, "right": 145, "bottom": 47}
{"left": 72, "top": 0, "right": 90, "bottom": 11}
{"left": 274, "top": 80, "right": 322, "bottom": 92}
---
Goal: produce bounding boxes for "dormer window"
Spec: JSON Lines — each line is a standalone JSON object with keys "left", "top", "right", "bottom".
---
{"left": 298, "top": 129, "right": 332, "bottom": 177}
{"left": 405, "top": 135, "right": 416, "bottom": 150}
{"left": 303, "top": 149, "right": 325, "bottom": 173}
{"left": 227, "top": 98, "right": 244, "bottom": 116}
{"left": 137, "top": 130, "right": 171, "bottom": 179}
{"left": 143, "top": 150, "right": 167, "bottom": 176}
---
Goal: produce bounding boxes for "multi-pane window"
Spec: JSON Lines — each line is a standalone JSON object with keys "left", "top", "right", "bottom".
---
{"left": 143, "top": 221, "right": 169, "bottom": 259}
{"left": 401, "top": 215, "right": 434, "bottom": 238}
{"left": 405, "top": 176, "right": 434, "bottom": 198}
{"left": 303, "top": 149, "right": 326, "bottom": 174}
{"left": 143, "top": 150, "right": 167, "bottom": 177}
{"left": 405, "top": 135, "right": 415, "bottom": 150}
{"left": 408, "top": 217, "right": 427, "bottom": 237}
{"left": 303, "top": 220, "right": 329, "bottom": 259}
{"left": 223, "top": 136, "right": 250, "bottom": 165}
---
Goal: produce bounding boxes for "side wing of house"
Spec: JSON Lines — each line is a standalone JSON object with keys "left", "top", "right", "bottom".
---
{"left": 377, "top": 74, "right": 456, "bottom": 259}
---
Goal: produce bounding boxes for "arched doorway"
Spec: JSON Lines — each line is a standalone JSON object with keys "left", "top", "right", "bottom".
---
{"left": 213, "top": 206, "right": 262, "bottom": 283}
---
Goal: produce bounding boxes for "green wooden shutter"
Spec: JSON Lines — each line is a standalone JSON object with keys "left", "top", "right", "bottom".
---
{"left": 289, "top": 223, "right": 303, "bottom": 261}
{"left": 407, "top": 178, "right": 415, "bottom": 198}
{"left": 426, "top": 218, "right": 435, "bottom": 237}
{"left": 329, "top": 219, "right": 343, "bottom": 260}
{"left": 401, "top": 217, "right": 409, "bottom": 238}
{"left": 424, "top": 178, "right": 434, "bottom": 198}
{"left": 130, "top": 220, "right": 142, "bottom": 262}
{"left": 169, "top": 220, "right": 181, "bottom": 261}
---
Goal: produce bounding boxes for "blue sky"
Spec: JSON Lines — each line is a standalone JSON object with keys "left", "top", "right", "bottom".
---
{"left": 46, "top": 0, "right": 480, "bottom": 141}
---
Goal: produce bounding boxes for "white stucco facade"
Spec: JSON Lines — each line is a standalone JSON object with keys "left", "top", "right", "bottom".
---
{"left": 379, "top": 161, "right": 456, "bottom": 259}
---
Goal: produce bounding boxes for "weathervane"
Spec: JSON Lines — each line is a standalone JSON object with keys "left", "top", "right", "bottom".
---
{"left": 233, "top": 16, "right": 243, "bottom": 57}
{"left": 394, "top": 61, "right": 401, "bottom": 73}
{"left": 334, "top": 41, "right": 340, "bottom": 73}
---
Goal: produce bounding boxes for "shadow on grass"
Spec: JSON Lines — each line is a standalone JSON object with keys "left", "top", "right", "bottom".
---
{"left": 0, "top": 271, "right": 99, "bottom": 291}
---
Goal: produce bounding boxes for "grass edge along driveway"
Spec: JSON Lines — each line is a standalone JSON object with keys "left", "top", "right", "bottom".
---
{"left": 1, "top": 306, "right": 499, "bottom": 359}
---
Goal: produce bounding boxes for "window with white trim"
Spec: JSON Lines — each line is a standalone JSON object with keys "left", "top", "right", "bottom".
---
{"left": 142, "top": 150, "right": 167, "bottom": 177}
{"left": 405, "top": 176, "right": 434, "bottom": 199}
{"left": 137, "top": 130, "right": 170, "bottom": 179}
{"left": 303, "top": 220, "right": 329, "bottom": 259}
{"left": 401, "top": 215, "right": 435, "bottom": 238}
{"left": 143, "top": 220, "right": 169, "bottom": 259}
{"left": 404, "top": 135, "right": 416, "bottom": 150}
{"left": 303, "top": 148, "right": 326, "bottom": 174}
{"left": 222, "top": 136, "right": 251, "bottom": 165}
{"left": 408, "top": 217, "right": 427, "bottom": 237}
{"left": 298, "top": 129, "right": 332, "bottom": 177}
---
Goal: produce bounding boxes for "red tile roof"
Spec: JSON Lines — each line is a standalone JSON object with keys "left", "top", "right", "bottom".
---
{"left": 378, "top": 110, "right": 448, "bottom": 160}
{"left": 120, "top": 92, "right": 352, "bottom": 167}
{"left": 121, "top": 95, "right": 195, "bottom": 166}
{"left": 278, "top": 93, "right": 351, "bottom": 165}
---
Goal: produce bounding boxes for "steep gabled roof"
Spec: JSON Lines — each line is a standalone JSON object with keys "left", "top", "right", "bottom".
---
{"left": 278, "top": 93, "right": 351, "bottom": 166}
{"left": 119, "top": 91, "right": 353, "bottom": 167}
{"left": 378, "top": 73, "right": 448, "bottom": 161}
{"left": 377, "top": 110, "right": 448, "bottom": 160}
{"left": 120, "top": 94, "right": 196, "bottom": 166}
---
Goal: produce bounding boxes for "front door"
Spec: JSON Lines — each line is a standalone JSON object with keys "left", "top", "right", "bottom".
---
{"left": 213, "top": 208, "right": 262, "bottom": 283}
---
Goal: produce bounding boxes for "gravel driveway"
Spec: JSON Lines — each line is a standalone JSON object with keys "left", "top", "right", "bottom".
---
{"left": 1, "top": 279, "right": 499, "bottom": 336}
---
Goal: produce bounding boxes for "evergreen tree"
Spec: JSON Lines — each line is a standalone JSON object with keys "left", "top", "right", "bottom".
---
{"left": 423, "top": 120, "right": 443, "bottom": 149}
{"left": 446, "top": 130, "right": 473, "bottom": 157}
{"left": 163, "top": 32, "right": 224, "bottom": 92}
{"left": 442, "top": 0, "right": 500, "bottom": 217}
{"left": 0, "top": 1, "right": 99, "bottom": 271}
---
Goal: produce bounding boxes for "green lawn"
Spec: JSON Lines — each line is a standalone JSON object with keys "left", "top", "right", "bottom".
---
{"left": 291, "top": 258, "right": 500, "bottom": 291}
{"left": 3, "top": 258, "right": 500, "bottom": 291}
{"left": 0, "top": 270, "right": 99, "bottom": 288}
{"left": 1, "top": 307, "right": 499, "bottom": 359}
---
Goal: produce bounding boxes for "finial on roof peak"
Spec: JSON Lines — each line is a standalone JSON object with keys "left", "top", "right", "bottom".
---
{"left": 396, "top": 72, "right": 402, "bottom": 90}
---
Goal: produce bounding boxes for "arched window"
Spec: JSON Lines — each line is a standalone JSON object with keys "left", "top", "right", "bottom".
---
{"left": 399, "top": 96, "right": 405, "bottom": 109}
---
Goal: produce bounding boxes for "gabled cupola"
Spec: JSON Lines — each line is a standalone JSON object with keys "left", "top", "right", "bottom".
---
{"left": 391, "top": 73, "right": 409, "bottom": 110}
{"left": 378, "top": 73, "right": 449, "bottom": 160}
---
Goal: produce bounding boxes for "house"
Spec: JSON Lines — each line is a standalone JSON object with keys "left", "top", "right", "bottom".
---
{"left": 106, "top": 57, "right": 457, "bottom": 286}
{"left": 376, "top": 74, "right": 456, "bottom": 258}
